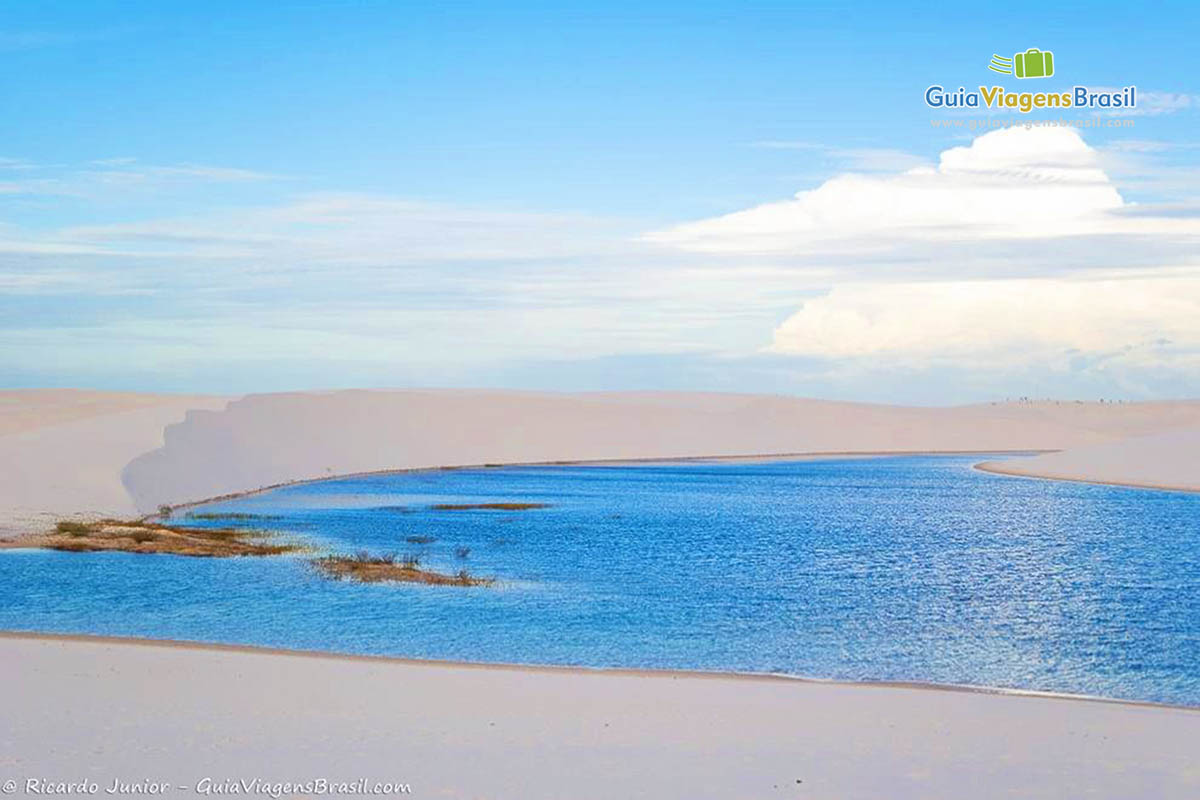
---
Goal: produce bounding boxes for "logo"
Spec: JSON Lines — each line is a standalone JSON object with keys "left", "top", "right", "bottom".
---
{"left": 989, "top": 48, "right": 1055, "bottom": 79}
{"left": 924, "top": 48, "right": 1135, "bottom": 113}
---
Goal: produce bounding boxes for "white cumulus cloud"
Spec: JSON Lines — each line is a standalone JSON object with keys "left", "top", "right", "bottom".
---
{"left": 645, "top": 126, "right": 1200, "bottom": 253}
{"left": 770, "top": 271, "right": 1200, "bottom": 367}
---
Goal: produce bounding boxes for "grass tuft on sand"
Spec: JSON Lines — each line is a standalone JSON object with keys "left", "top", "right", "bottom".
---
{"left": 28, "top": 519, "right": 297, "bottom": 557}
{"left": 185, "top": 511, "right": 282, "bottom": 521}
{"left": 430, "top": 502, "right": 549, "bottom": 511}
{"left": 313, "top": 551, "right": 494, "bottom": 586}
{"left": 20, "top": 521, "right": 494, "bottom": 588}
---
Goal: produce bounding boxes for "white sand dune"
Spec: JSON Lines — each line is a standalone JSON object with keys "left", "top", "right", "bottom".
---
{"left": 3, "top": 634, "right": 1198, "bottom": 800}
{"left": 980, "top": 428, "right": 1200, "bottom": 492}
{"left": 0, "top": 390, "right": 226, "bottom": 535}
{"left": 120, "top": 390, "right": 1200, "bottom": 512}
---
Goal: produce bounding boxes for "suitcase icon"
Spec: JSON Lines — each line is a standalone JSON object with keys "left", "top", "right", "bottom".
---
{"left": 1014, "top": 48, "right": 1054, "bottom": 79}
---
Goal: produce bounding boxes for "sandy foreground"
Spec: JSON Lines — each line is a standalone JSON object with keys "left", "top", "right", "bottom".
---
{"left": 2, "top": 634, "right": 1198, "bottom": 800}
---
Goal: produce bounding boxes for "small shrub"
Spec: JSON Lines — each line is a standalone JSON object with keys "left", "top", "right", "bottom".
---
{"left": 431, "top": 502, "right": 549, "bottom": 511}
{"left": 186, "top": 512, "right": 272, "bottom": 521}
{"left": 55, "top": 521, "right": 93, "bottom": 536}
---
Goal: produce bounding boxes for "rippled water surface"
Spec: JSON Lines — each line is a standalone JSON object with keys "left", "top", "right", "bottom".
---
{"left": 3, "top": 455, "right": 1198, "bottom": 705}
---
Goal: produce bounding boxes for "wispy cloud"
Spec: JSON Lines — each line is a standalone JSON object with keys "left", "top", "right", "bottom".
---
{"left": 749, "top": 140, "right": 826, "bottom": 150}
{"left": 1096, "top": 138, "right": 1200, "bottom": 200}
{"left": 43, "top": 192, "right": 632, "bottom": 263}
{"left": 1099, "top": 139, "right": 1176, "bottom": 154}
{"left": 826, "top": 147, "right": 931, "bottom": 172}
{"left": 0, "top": 157, "right": 37, "bottom": 170}
{"left": 750, "top": 141, "right": 931, "bottom": 172}
{"left": 87, "top": 157, "right": 138, "bottom": 166}
{"left": 82, "top": 162, "right": 280, "bottom": 185}
{"left": 0, "top": 29, "right": 129, "bottom": 53}
{"left": 0, "top": 158, "right": 282, "bottom": 198}
{"left": 1121, "top": 90, "right": 1198, "bottom": 116}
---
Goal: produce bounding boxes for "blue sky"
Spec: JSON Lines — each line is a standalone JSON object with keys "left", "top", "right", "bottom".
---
{"left": 3, "top": 1, "right": 1200, "bottom": 402}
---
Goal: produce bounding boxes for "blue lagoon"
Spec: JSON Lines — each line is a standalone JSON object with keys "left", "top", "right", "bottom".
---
{"left": 3, "top": 455, "right": 1198, "bottom": 705}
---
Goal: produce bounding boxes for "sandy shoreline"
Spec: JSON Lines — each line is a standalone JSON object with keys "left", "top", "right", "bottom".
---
{"left": 3, "top": 630, "right": 1189, "bottom": 711}
{"left": 3, "top": 632, "right": 1197, "bottom": 799}
{"left": 158, "top": 447, "right": 1049, "bottom": 515}
{"left": 977, "top": 427, "right": 1200, "bottom": 493}
{"left": 975, "top": 460, "right": 1200, "bottom": 494}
